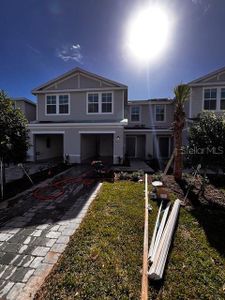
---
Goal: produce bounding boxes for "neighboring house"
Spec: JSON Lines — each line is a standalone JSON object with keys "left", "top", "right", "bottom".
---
{"left": 125, "top": 99, "right": 174, "bottom": 160}
{"left": 27, "top": 66, "right": 225, "bottom": 164}
{"left": 12, "top": 97, "right": 36, "bottom": 122}
{"left": 187, "top": 66, "right": 225, "bottom": 119}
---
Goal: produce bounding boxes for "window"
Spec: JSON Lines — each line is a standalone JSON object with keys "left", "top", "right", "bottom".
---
{"left": 46, "top": 95, "right": 57, "bottom": 114}
{"left": 221, "top": 88, "right": 225, "bottom": 110}
{"left": 131, "top": 106, "right": 140, "bottom": 122}
{"left": 204, "top": 88, "right": 217, "bottom": 110}
{"left": 46, "top": 94, "right": 69, "bottom": 115}
{"left": 59, "top": 95, "right": 69, "bottom": 114}
{"left": 155, "top": 105, "right": 165, "bottom": 122}
{"left": 87, "top": 92, "right": 113, "bottom": 114}
{"left": 88, "top": 94, "right": 99, "bottom": 113}
{"left": 102, "top": 93, "right": 112, "bottom": 113}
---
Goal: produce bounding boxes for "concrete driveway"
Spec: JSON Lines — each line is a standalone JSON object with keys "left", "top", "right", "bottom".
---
{"left": 0, "top": 166, "right": 101, "bottom": 299}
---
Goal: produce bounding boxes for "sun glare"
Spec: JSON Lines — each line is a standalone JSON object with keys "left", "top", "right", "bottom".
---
{"left": 127, "top": 5, "right": 170, "bottom": 62}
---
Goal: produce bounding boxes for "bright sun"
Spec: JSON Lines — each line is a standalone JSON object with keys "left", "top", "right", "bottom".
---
{"left": 127, "top": 6, "right": 170, "bottom": 61}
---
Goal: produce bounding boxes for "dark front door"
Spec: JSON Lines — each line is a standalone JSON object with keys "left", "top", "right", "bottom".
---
{"left": 126, "top": 136, "right": 136, "bottom": 157}
{"left": 158, "top": 137, "right": 170, "bottom": 158}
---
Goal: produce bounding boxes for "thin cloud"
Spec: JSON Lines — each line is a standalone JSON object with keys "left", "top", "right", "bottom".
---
{"left": 26, "top": 44, "right": 41, "bottom": 55}
{"left": 56, "top": 43, "right": 83, "bottom": 63}
{"left": 191, "top": 0, "right": 211, "bottom": 14}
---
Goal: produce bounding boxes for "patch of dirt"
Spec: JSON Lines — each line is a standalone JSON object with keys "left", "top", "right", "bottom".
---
{"left": 161, "top": 175, "right": 225, "bottom": 209}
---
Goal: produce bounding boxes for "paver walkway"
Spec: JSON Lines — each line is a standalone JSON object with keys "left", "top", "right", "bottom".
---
{"left": 113, "top": 159, "right": 154, "bottom": 173}
{"left": 0, "top": 166, "right": 101, "bottom": 299}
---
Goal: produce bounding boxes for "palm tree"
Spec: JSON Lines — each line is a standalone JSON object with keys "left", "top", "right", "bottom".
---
{"left": 173, "top": 84, "right": 190, "bottom": 181}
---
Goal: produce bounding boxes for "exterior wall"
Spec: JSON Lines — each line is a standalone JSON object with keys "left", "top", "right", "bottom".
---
{"left": 25, "top": 103, "right": 36, "bottom": 122}
{"left": 126, "top": 103, "right": 174, "bottom": 128}
{"left": 28, "top": 125, "right": 124, "bottom": 164}
{"left": 37, "top": 90, "right": 125, "bottom": 122}
{"left": 14, "top": 100, "right": 36, "bottom": 122}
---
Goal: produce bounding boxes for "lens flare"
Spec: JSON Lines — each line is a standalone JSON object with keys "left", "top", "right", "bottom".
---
{"left": 127, "top": 6, "right": 170, "bottom": 61}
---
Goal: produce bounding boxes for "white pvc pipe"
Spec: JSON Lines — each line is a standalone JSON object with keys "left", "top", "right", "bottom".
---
{"left": 148, "top": 201, "right": 163, "bottom": 259}
{"left": 148, "top": 199, "right": 181, "bottom": 280}
{"left": 150, "top": 202, "right": 170, "bottom": 263}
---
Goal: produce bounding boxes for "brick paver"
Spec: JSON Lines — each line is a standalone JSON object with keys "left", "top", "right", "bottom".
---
{"left": 0, "top": 166, "right": 102, "bottom": 299}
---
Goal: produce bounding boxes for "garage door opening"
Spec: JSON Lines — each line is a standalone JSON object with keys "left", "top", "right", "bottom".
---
{"left": 35, "top": 134, "right": 64, "bottom": 162}
{"left": 80, "top": 134, "right": 113, "bottom": 164}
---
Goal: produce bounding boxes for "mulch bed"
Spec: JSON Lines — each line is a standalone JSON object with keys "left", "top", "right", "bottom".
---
{"left": 159, "top": 175, "right": 225, "bottom": 209}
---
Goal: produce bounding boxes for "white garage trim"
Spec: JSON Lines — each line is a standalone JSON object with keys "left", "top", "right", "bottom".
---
{"left": 31, "top": 131, "right": 65, "bottom": 134}
{"left": 78, "top": 131, "right": 116, "bottom": 134}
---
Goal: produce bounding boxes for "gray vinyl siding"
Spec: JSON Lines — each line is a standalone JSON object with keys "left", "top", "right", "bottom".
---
{"left": 127, "top": 103, "right": 174, "bottom": 128}
{"left": 37, "top": 90, "right": 124, "bottom": 122}
{"left": 14, "top": 100, "right": 36, "bottom": 122}
{"left": 24, "top": 103, "right": 36, "bottom": 122}
{"left": 190, "top": 87, "right": 203, "bottom": 118}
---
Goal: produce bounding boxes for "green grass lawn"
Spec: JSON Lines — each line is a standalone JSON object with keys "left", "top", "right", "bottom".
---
{"left": 35, "top": 181, "right": 225, "bottom": 300}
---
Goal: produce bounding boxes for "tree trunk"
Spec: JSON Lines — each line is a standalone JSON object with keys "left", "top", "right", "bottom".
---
{"left": 0, "top": 157, "right": 6, "bottom": 201}
{"left": 174, "top": 128, "right": 183, "bottom": 181}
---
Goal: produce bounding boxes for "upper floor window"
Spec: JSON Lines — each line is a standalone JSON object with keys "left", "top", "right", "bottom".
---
{"left": 46, "top": 94, "right": 69, "bottom": 115}
{"left": 59, "top": 95, "right": 69, "bottom": 114}
{"left": 87, "top": 92, "right": 113, "bottom": 114}
{"left": 221, "top": 88, "right": 225, "bottom": 110}
{"left": 102, "top": 93, "right": 112, "bottom": 113}
{"left": 88, "top": 94, "right": 99, "bottom": 113}
{"left": 46, "top": 95, "right": 57, "bottom": 114}
{"left": 155, "top": 104, "right": 165, "bottom": 122}
{"left": 131, "top": 106, "right": 140, "bottom": 122}
{"left": 204, "top": 88, "right": 217, "bottom": 110}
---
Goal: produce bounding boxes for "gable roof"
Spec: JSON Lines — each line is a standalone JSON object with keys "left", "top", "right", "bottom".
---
{"left": 32, "top": 67, "right": 128, "bottom": 94}
{"left": 189, "top": 66, "right": 225, "bottom": 85}
{"left": 12, "top": 97, "right": 36, "bottom": 106}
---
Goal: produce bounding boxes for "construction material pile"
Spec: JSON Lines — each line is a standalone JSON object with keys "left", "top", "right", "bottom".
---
{"left": 148, "top": 197, "right": 181, "bottom": 280}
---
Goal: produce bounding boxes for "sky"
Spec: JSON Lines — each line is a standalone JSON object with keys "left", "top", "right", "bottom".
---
{"left": 1, "top": 0, "right": 225, "bottom": 102}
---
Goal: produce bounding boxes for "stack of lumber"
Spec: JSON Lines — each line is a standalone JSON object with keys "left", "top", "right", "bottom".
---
{"left": 148, "top": 199, "right": 181, "bottom": 280}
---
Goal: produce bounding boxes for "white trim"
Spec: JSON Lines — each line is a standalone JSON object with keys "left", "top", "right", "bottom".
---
{"left": 34, "top": 87, "right": 125, "bottom": 94}
{"left": 79, "top": 131, "right": 115, "bottom": 134}
{"left": 86, "top": 91, "right": 114, "bottom": 115}
{"left": 190, "top": 81, "right": 225, "bottom": 87}
{"left": 45, "top": 94, "right": 70, "bottom": 116}
{"left": 78, "top": 73, "right": 80, "bottom": 88}
{"left": 29, "top": 122, "right": 125, "bottom": 128}
{"left": 32, "top": 67, "right": 127, "bottom": 93}
{"left": 124, "top": 129, "right": 172, "bottom": 132}
{"left": 202, "top": 87, "right": 222, "bottom": 112}
{"left": 130, "top": 105, "right": 141, "bottom": 123}
{"left": 155, "top": 104, "right": 166, "bottom": 122}
{"left": 122, "top": 90, "right": 125, "bottom": 119}
{"left": 68, "top": 154, "right": 80, "bottom": 157}
{"left": 31, "top": 131, "right": 65, "bottom": 134}
{"left": 36, "top": 99, "right": 39, "bottom": 121}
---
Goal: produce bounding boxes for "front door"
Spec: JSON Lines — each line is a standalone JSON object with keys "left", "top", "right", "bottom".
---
{"left": 158, "top": 136, "right": 170, "bottom": 158}
{"left": 126, "top": 136, "right": 136, "bottom": 157}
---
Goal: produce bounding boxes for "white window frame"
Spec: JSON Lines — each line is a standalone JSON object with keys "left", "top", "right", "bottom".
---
{"left": 220, "top": 88, "right": 225, "bottom": 110}
{"left": 86, "top": 91, "right": 114, "bottom": 114}
{"left": 202, "top": 88, "right": 217, "bottom": 111}
{"left": 130, "top": 105, "right": 141, "bottom": 123}
{"left": 45, "top": 94, "right": 70, "bottom": 116}
{"left": 155, "top": 104, "right": 166, "bottom": 122}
